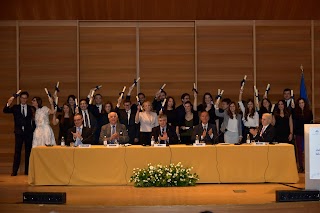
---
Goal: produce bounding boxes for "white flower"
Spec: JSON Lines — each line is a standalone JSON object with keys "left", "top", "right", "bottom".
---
{"left": 167, "top": 179, "right": 171, "bottom": 182}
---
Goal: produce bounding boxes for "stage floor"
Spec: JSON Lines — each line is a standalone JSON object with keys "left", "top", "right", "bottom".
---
{"left": 0, "top": 173, "right": 319, "bottom": 213}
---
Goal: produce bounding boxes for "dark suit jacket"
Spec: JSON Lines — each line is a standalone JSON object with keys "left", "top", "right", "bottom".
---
{"left": 252, "top": 124, "right": 276, "bottom": 142}
{"left": 116, "top": 107, "right": 139, "bottom": 144}
{"left": 99, "top": 123, "right": 129, "bottom": 144}
{"left": 66, "top": 126, "right": 94, "bottom": 145}
{"left": 81, "top": 110, "right": 97, "bottom": 130}
{"left": 151, "top": 125, "right": 178, "bottom": 144}
{"left": 191, "top": 123, "right": 217, "bottom": 144}
{"left": 3, "top": 104, "right": 35, "bottom": 135}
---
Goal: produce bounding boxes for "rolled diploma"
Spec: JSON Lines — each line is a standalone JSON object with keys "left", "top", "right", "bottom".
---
{"left": 89, "top": 90, "right": 95, "bottom": 105}
{"left": 215, "top": 90, "right": 224, "bottom": 106}
{"left": 44, "top": 88, "right": 50, "bottom": 98}
{"left": 54, "top": 81, "right": 59, "bottom": 96}
{"left": 161, "top": 98, "right": 167, "bottom": 108}
{"left": 16, "top": 90, "right": 22, "bottom": 95}
{"left": 264, "top": 84, "right": 270, "bottom": 97}
{"left": 94, "top": 85, "right": 102, "bottom": 91}
{"left": 291, "top": 89, "right": 294, "bottom": 105}
{"left": 131, "top": 77, "right": 140, "bottom": 87}
{"left": 55, "top": 97, "right": 59, "bottom": 108}
{"left": 119, "top": 86, "right": 126, "bottom": 99}
{"left": 75, "top": 98, "right": 78, "bottom": 107}
{"left": 240, "top": 75, "right": 247, "bottom": 90}
{"left": 271, "top": 104, "right": 275, "bottom": 113}
{"left": 158, "top": 83, "right": 166, "bottom": 93}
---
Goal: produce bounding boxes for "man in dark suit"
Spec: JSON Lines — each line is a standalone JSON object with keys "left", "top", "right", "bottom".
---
{"left": 152, "top": 90, "right": 167, "bottom": 114}
{"left": 67, "top": 113, "right": 94, "bottom": 146}
{"left": 191, "top": 111, "right": 217, "bottom": 144}
{"left": 99, "top": 112, "right": 129, "bottom": 144}
{"left": 250, "top": 113, "right": 276, "bottom": 142}
{"left": 3, "top": 91, "right": 35, "bottom": 176}
{"left": 115, "top": 99, "right": 139, "bottom": 144}
{"left": 79, "top": 99, "right": 97, "bottom": 144}
{"left": 151, "top": 114, "right": 178, "bottom": 144}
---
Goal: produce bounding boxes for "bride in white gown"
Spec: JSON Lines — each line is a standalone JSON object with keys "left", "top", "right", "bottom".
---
{"left": 32, "top": 96, "right": 56, "bottom": 147}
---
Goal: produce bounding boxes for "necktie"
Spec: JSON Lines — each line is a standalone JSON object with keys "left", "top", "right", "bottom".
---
{"left": 260, "top": 126, "right": 265, "bottom": 136}
{"left": 84, "top": 111, "right": 90, "bottom": 128}
{"left": 111, "top": 125, "right": 115, "bottom": 135}
{"left": 127, "top": 111, "right": 130, "bottom": 125}
{"left": 22, "top": 105, "right": 25, "bottom": 117}
{"left": 203, "top": 125, "right": 207, "bottom": 132}
{"left": 161, "top": 128, "right": 165, "bottom": 135}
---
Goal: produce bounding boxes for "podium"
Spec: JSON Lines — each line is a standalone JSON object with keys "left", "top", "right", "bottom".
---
{"left": 304, "top": 124, "right": 320, "bottom": 190}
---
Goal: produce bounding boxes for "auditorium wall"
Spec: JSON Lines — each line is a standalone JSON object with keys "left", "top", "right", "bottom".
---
{"left": 0, "top": 20, "right": 318, "bottom": 173}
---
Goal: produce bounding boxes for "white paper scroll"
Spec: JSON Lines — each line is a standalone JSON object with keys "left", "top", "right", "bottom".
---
{"left": 119, "top": 86, "right": 126, "bottom": 99}
{"left": 240, "top": 75, "right": 247, "bottom": 90}
{"left": 130, "top": 77, "right": 140, "bottom": 88}
{"left": 158, "top": 83, "right": 166, "bottom": 94}
{"left": 75, "top": 98, "right": 78, "bottom": 107}
{"left": 270, "top": 103, "right": 275, "bottom": 113}
{"left": 215, "top": 89, "right": 224, "bottom": 106}
{"left": 264, "top": 84, "right": 270, "bottom": 98}
{"left": 54, "top": 81, "right": 59, "bottom": 96}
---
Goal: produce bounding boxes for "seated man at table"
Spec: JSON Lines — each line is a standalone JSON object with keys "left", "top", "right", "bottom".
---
{"left": 250, "top": 113, "right": 275, "bottom": 142}
{"left": 99, "top": 112, "right": 129, "bottom": 144}
{"left": 151, "top": 114, "right": 178, "bottom": 144}
{"left": 191, "top": 111, "right": 217, "bottom": 144}
{"left": 67, "top": 113, "right": 94, "bottom": 146}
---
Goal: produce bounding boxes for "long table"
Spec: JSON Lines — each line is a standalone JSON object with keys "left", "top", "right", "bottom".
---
{"left": 28, "top": 144, "right": 299, "bottom": 185}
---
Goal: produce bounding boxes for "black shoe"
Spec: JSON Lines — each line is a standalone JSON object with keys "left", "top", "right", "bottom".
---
{"left": 11, "top": 172, "right": 17, "bottom": 176}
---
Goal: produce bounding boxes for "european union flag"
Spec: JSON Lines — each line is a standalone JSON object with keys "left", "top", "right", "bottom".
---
{"left": 300, "top": 72, "right": 309, "bottom": 103}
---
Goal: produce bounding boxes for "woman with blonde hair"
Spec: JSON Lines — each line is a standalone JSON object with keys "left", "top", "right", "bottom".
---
{"left": 135, "top": 101, "right": 158, "bottom": 145}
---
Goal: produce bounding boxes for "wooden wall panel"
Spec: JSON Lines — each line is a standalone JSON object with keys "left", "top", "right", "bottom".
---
{"left": 19, "top": 22, "right": 78, "bottom": 143}
{"left": 139, "top": 22, "right": 195, "bottom": 104}
{"left": 1, "top": 0, "right": 320, "bottom": 20}
{"left": 256, "top": 21, "right": 312, "bottom": 104}
{"left": 197, "top": 21, "right": 254, "bottom": 103}
{"left": 79, "top": 22, "right": 137, "bottom": 105}
{"left": 0, "top": 22, "right": 17, "bottom": 173}
{"left": 314, "top": 21, "right": 320, "bottom": 120}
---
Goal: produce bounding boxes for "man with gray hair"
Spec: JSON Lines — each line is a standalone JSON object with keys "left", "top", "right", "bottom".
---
{"left": 99, "top": 112, "right": 129, "bottom": 144}
{"left": 250, "top": 113, "right": 275, "bottom": 142}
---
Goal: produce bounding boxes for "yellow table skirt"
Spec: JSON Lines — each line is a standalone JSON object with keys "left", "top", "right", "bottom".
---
{"left": 28, "top": 144, "right": 299, "bottom": 185}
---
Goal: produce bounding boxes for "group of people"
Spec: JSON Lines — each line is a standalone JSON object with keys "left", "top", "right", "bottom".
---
{"left": 3, "top": 85, "right": 312, "bottom": 176}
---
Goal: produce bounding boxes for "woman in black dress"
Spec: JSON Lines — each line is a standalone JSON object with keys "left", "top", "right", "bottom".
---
{"left": 272, "top": 100, "right": 293, "bottom": 143}
{"left": 52, "top": 103, "right": 74, "bottom": 144}
{"left": 293, "top": 98, "right": 313, "bottom": 172}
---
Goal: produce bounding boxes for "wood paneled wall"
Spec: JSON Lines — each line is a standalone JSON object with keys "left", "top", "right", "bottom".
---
{"left": 197, "top": 21, "right": 254, "bottom": 102}
{"left": 0, "top": 22, "right": 17, "bottom": 172}
{"left": 1, "top": 0, "right": 320, "bottom": 20}
{"left": 139, "top": 22, "right": 195, "bottom": 102}
{"left": 0, "top": 20, "right": 319, "bottom": 174}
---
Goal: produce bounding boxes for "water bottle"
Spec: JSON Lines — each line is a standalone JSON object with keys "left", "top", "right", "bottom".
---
{"left": 151, "top": 136, "right": 155, "bottom": 146}
{"left": 103, "top": 135, "right": 108, "bottom": 146}
{"left": 246, "top": 134, "right": 251, "bottom": 144}
{"left": 195, "top": 135, "right": 199, "bottom": 144}
{"left": 60, "top": 136, "right": 65, "bottom": 146}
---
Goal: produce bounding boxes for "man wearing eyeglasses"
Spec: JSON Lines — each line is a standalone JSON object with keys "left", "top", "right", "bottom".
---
{"left": 67, "top": 113, "right": 94, "bottom": 146}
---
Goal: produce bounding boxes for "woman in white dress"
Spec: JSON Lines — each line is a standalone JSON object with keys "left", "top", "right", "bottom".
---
{"left": 32, "top": 96, "right": 56, "bottom": 147}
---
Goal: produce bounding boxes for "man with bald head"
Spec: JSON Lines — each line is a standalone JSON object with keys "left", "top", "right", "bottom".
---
{"left": 250, "top": 113, "right": 275, "bottom": 142}
{"left": 99, "top": 112, "right": 129, "bottom": 144}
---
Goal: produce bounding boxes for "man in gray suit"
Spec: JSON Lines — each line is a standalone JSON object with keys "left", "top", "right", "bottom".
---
{"left": 99, "top": 112, "right": 129, "bottom": 144}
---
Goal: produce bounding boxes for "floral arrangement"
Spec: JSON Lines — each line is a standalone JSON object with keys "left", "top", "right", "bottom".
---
{"left": 130, "top": 162, "right": 199, "bottom": 187}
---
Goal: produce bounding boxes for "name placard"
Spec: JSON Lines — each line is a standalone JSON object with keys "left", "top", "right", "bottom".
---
{"left": 107, "top": 144, "right": 120, "bottom": 148}
{"left": 254, "top": 142, "right": 266, "bottom": 146}
{"left": 78, "top": 144, "right": 91, "bottom": 148}
{"left": 154, "top": 144, "right": 167, "bottom": 148}
{"left": 193, "top": 143, "right": 206, "bottom": 147}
